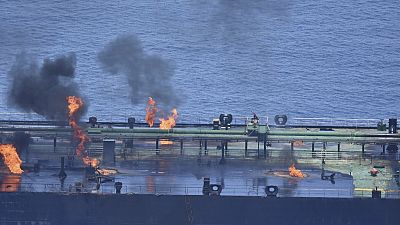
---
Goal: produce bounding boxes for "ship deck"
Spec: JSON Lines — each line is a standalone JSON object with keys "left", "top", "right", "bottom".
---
{"left": 0, "top": 119, "right": 399, "bottom": 198}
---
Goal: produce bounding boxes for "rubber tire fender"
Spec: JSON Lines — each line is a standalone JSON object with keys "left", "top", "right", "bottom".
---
{"left": 265, "top": 185, "right": 279, "bottom": 196}
{"left": 274, "top": 115, "right": 288, "bottom": 125}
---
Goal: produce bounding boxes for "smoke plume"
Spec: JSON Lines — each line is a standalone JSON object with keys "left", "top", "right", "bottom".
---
{"left": 98, "top": 34, "right": 180, "bottom": 107}
{"left": 11, "top": 132, "right": 31, "bottom": 154}
{"left": 8, "top": 52, "right": 87, "bottom": 120}
{"left": 218, "top": 0, "right": 290, "bottom": 14}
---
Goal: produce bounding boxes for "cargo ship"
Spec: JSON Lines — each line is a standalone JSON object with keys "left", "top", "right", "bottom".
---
{"left": 0, "top": 114, "right": 399, "bottom": 225}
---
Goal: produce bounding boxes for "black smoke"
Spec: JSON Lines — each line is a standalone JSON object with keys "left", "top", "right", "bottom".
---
{"left": 98, "top": 34, "right": 180, "bottom": 107}
{"left": 8, "top": 52, "right": 87, "bottom": 120}
{"left": 11, "top": 132, "right": 32, "bottom": 154}
{"left": 218, "top": 0, "right": 290, "bottom": 14}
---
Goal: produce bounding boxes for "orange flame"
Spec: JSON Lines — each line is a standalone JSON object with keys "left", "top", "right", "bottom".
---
{"left": 146, "top": 176, "right": 155, "bottom": 193}
{"left": 160, "top": 139, "right": 174, "bottom": 145}
{"left": 145, "top": 97, "right": 158, "bottom": 127}
{"left": 0, "top": 144, "right": 23, "bottom": 174}
{"left": 0, "top": 174, "right": 21, "bottom": 192}
{"left": 293, "top": 140, "right": 304, "bottom": 147}
{"left": 289, "top": 164, "right": 304, "bottom": 178}
{"left": 82, "top": 155, "right": 99, "bottom": 168}
{"left": 145, "top": 97, "right": 178, "bottom": 144}
{"left": 66, "top": 96, "right": 98, "bottom": 167}
{"left": 159, "top": 108, "right": 178, "bottom": 145}
{"left": 97, "top": 168, "right": 118, "bottom": 176}
{"left": 159, "top": 108, "right": 178, "bottom": 129}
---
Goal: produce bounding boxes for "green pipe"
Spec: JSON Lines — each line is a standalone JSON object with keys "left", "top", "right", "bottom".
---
{"left": 268, "top": 135, "right": 399, "bottom": 143}
{"left": 266, "top": 130, "right": 400, "bottom": 138}
{"left": 90, "top": 127, "right": 246, "bottom": 135}
{"left": 91, "top": 132, "right": 255, "bottom": 140}
{"left": 2, "top": 127, "right": 399, "bottom": 142}
{"left": 97, "top": 127, "right": 397, "bottom": 138}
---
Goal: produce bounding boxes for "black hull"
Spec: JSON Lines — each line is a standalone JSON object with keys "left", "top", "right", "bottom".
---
{"left": 0, "top": 192, "right": 398, "bottom": 225}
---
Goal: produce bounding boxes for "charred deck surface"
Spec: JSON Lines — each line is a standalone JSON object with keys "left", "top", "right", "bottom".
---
{"left": 1, "top": 157, "right": 354, "bottom": 198}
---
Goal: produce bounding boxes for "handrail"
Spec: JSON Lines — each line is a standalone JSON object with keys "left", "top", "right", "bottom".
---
{"left": 0, "top": 112, "right": 391, "bottom": 125}
{"left": 290, "top": 117, "right": 384, "bottom": 127}
{"left": 1, "top": 182, "right": 399, "bottom": 199}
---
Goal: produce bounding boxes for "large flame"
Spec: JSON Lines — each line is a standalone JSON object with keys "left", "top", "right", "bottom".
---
{"left": 159, "top": 108, "right": 178, "bottom": 145}
{"left": 160, "top": 108, "right": 178, "bottom": 129}
{"left": 145, "top": 97, "right": 158, "bottom": 127}
{"left": 66, "top": 96, "right": 99, "bottom": 167}
{"left": 145, "top": 97, "right": 178, "bottom": 145}
{"left": 145, "top": 97, "right": 178, "bottom": 129}
{"left": 288, "top": 164, "right": 304, "bottom": 178}
{"left": 0, "top": 144, "right": 23, "bottom": 174}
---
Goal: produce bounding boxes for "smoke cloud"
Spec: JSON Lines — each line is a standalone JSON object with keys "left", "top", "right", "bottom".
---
{"left": 218, "top": 0, "right": 290, "bottom": 14}
{"left": 98, "top": 34, "right": 180, "bottom": 107}
{"left": 8, "top": 52, "right": 87, "bottom": 120}
{"left": 11, "top": 132, "right": 31, "bottom": 154}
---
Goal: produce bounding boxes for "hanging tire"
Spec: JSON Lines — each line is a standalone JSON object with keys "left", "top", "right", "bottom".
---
{"left": 274, "top": 115, "right": 287, "bottom": 125}
{"left": 209, "top": 184, "right": 222, "bottom": 195}
{"left": 219, "top": 114, "right": 233, "bottom": 124}
{"left": 265, "top": 185, "right": 279, "bottom": 196}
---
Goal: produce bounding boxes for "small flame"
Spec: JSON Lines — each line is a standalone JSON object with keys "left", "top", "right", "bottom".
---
{"left": 0, "top": 144, "right": 23, "bottom": 174}
{"left": 159, "top": 108, "right": 178, "bottom": 129}
{"left": 145, "top": 97, "right": 158, "bottom": 127}
{"left": 82, "top": 156, "right": 99, "bottom": 168}
{"left": 97, "top": 168, "right": 118, "bottom": 176}
{"left": 146, "top": 176, "right": 155, "bottom": 193}
{"left": 66, "top": 96, "right": 98, "bottom": 167}
{"left": 289, "top": 164, "right": 304, "bottom": 178}
{"left": 160, "top": 139, "right": 174, "bottom": 145}
{"left": 0, "top": 174, "right": 21, "bottom": 192}
{"left": 293, "top": 140, "right": 304, "bottom": 147}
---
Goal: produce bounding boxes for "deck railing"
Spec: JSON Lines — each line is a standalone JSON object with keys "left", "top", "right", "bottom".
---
{"left": 1, "top": 182, "right": 399, "bottom": 199}
{"left": 0, "top": 112, "right": 390, "bottom": 127}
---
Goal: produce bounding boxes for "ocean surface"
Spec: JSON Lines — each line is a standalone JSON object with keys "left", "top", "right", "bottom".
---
{"left": 0, "top": 0, "right": 399, "bottom": 123}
